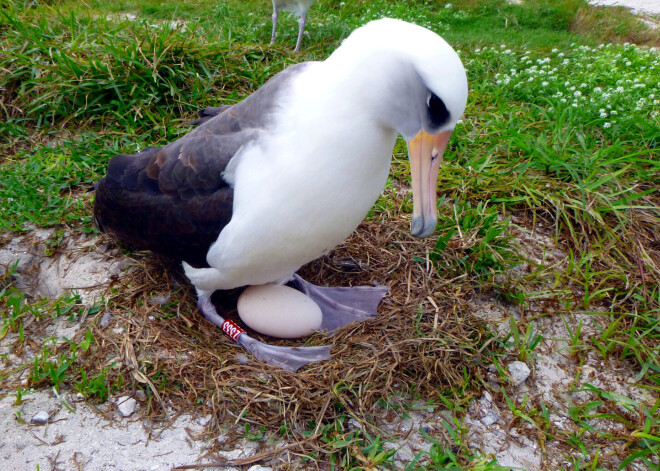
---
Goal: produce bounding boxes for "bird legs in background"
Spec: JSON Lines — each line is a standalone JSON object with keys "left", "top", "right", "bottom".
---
{"left": 197, "top": 275, "right": 388, "bottom": 371}
{"left": 270, "top": 7, "right": 308, "bottom": 52}
{"left": 293, "top": 13, "right": 307, "bottom": 52}
{"left": 269, "top": 8, "right": 279, "bottom": 46}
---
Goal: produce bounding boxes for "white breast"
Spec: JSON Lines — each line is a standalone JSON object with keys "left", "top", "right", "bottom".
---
{"left": 205, "top": 64, "right": 396, "bottom": 289}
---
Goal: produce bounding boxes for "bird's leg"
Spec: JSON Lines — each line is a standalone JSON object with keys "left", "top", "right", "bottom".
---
{"left": 197, "top": 293, "right": 332, "bottom": 372}
{"left": 290, "top": 274, "right": 389, "bottom": 332}
{"left": 270, "top": 7, "right": 279, "bottom": 45}
{"left": 294, "top": 12, "right": 307, "bottom": 52}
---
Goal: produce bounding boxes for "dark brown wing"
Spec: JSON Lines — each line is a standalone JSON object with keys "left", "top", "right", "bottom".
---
{"left": 94, "top": 62, "right": 312, "bottom": 268}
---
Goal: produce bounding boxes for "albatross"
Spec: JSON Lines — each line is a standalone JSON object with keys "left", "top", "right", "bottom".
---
{"left": 94, "top": 18, "right": 468, "bottom": 371}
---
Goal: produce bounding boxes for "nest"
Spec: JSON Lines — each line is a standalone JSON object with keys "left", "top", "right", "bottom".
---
{"left": 78, "top": 215, "right": 489, "bottom": 462}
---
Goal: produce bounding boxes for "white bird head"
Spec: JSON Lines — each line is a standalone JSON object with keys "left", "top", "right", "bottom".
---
{"left": 330, "top": 18, "right": 468, "bottom": 238}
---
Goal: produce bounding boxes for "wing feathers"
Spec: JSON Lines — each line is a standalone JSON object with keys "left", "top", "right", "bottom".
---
{"left": 94, "top": 61, "right": 313, "bottom": 267}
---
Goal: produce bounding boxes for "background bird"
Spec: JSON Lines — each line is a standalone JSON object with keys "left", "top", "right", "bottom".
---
{"left": 270, "top": 0, "right": 316, "bottom": 51}
{"left": 94, "top": 18, "right": 468, "bottom": 371}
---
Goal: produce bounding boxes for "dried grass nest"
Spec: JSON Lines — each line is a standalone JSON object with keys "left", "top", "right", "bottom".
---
{"left": 77, "top": 215, "right": 491, "bottom": 455}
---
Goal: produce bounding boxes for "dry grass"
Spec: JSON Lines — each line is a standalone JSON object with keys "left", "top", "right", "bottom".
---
{"left": 71, "top": 216, "right": 488, "bottom": 460}
{"left": 572, "top": 4, "right": 660, "bottom": 46}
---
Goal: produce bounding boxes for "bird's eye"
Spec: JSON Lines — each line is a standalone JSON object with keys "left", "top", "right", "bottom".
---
{"left": 427, "top": 92, "right": 450, "bottom": 128}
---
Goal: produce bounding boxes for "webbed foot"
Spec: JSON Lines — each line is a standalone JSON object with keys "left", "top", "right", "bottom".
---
{"left": 290, "top": 274, "right": 389, "bottom": 332}
{"left": 197, "top": 294, "right": 331, "bottom": 372}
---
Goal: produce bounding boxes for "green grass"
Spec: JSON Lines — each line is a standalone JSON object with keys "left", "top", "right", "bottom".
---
{"left": 1, "top": 0, "right": 659, "bottom": 468}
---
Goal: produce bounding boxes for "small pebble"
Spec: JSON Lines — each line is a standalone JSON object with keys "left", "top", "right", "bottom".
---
{"left": 31, "top": 411, "right": 49, "bottom": 425}
{"left": 117, "top": 396, "right": 137, "bottom": 417}
{"left": 196, "top": 415, "right": 212, "bottom": 427}
{"left": 135, "top": 390, "right": 146, "bottom": 401}
{"left": 348, "top": 418, "right": 363, "bottom": 429}
{"left": 481, "top": 410, "right": 499, "bottom": 426}
{"left": 508, "top": 361, "right": 531, "bottom": 386}
{"left": 99, "top": 311, "right": 113, "bottom": 328}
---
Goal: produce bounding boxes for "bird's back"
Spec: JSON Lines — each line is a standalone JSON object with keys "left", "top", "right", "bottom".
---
{"left": 94, "top": 63, "right": 312, "bottom": 268}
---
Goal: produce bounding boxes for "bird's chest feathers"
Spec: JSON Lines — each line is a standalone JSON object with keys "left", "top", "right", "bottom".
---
{"left": 243, "top": 132, "right": 390, "bottom": 227}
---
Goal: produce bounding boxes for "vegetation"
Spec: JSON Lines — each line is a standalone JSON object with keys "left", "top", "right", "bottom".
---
{"left": 1, "top": 0, "right": 659, "bottom": 469}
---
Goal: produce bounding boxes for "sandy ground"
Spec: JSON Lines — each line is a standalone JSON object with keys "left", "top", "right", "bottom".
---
{"left": 0, "top": 391, "right": 211, "bottom": 471}
{"left": 590, "top": 0, "right": 660, "bottom": 15}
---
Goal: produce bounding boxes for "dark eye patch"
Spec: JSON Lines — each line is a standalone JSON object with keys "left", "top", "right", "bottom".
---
{"left": 427, "top": 93, "right": 450, "bottom": 128}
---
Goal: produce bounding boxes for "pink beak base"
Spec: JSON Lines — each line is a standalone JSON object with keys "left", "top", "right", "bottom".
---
{"left": 407, "top": 129, "right": 452, "bottom": 238}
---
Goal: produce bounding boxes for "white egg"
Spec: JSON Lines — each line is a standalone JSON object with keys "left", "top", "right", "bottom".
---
{"left": 237, "top": 284, "right": 323, "bottom": 339}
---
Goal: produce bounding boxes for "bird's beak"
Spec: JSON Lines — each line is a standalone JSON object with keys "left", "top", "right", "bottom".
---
{"left": 407, "top": 129, "right": 452, "bottom": 238}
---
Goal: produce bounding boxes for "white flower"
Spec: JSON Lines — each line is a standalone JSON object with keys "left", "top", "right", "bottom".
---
{"left": 600, "top": 112, "right": 608, "bottom": 118}
{"left": 611, "top": 110, "right": 617, "bottom": 115}
{"left": 445, "top": 3, "right": 453, "bottom": 8}
{"left": 558, "top": 52, "right": 565, "bottom": 57}
{"left": 626, "top": 61, "right": 632, "bottom": 66}
{"left": 604, "top": 122, "right": 611, "bottom": 128}
{"left": 542, "top": 81, "right": 549, "bottom": 87}
{"left": 574, "top": 91, "right": 582, "bottom": 97}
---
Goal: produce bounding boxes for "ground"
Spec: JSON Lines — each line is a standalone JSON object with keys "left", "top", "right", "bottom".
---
{"left": 1, "top": 0, "right": 659, "bottom": 470}
{"left": 0, "top": 221, "right": 656, "bottom": 470}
